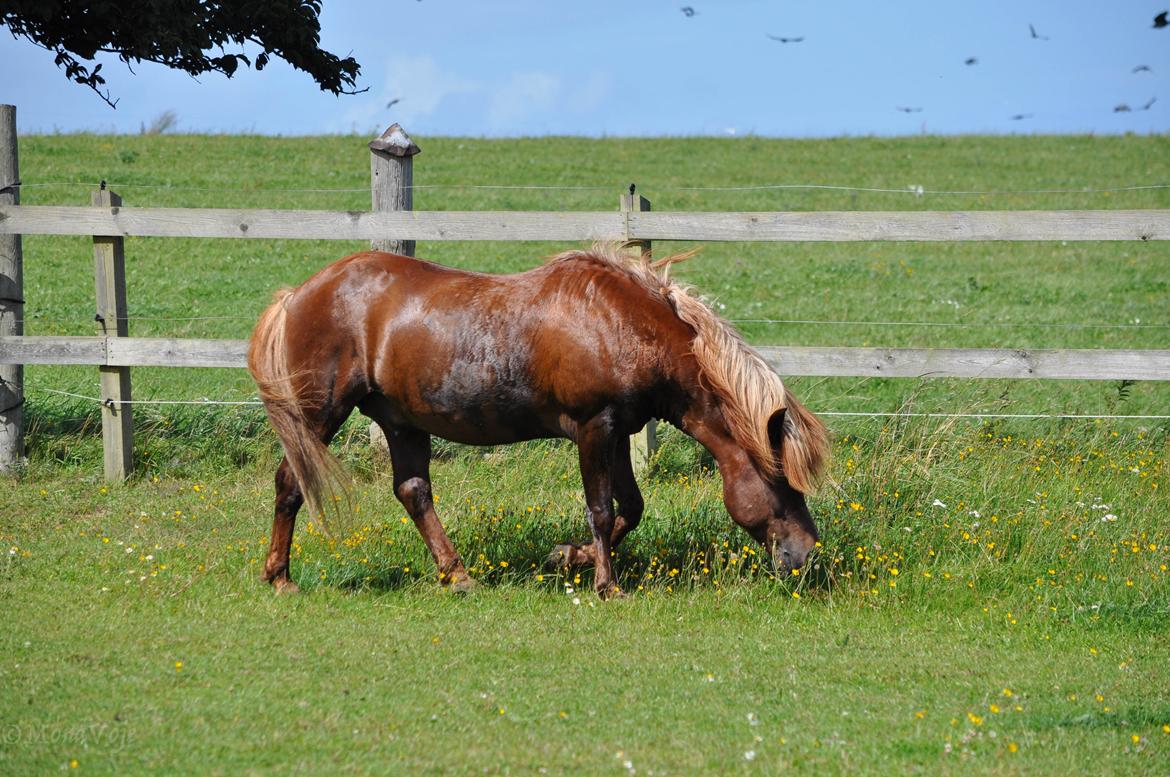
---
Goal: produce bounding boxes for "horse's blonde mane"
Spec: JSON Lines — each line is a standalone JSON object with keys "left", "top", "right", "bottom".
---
{"left": 548, "top": 245, "right": 827, "bottom": 490}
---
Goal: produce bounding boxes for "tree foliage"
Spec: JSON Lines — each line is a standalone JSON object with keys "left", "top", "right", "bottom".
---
{"left": 0, "top": 1, "right": 364, "bottom": 107}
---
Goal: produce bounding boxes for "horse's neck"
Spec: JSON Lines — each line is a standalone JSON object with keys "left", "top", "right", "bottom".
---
{"left": 681, "top": 400, "right": 763, "bottom": 489}
{"left": 679, "top": 402, "right": 772, "bottom": 535}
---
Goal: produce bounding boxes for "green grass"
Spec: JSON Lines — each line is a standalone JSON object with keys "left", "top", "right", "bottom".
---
{"left": 3, "top": 133, "right": 1169, "bottom": 773}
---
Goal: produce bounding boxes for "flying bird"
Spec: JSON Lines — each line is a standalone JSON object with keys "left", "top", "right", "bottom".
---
{"left": 896, "top": 106, "right": 923, "bottom": 113}
{"left": 681, "top": 6, "right": 696, "bottom": 16}
{"left": 767, "top": 34, "right": 804, "bottom": 43}
{"left": 1132, "top": 65, "right": 1152, "bottom": 73}
{"left": 1029, "top": 23, "right": 1049, "bottom": 40}
{"left": 1141, "top": 96, "right": 1157, "bottom": 110}
{"left": 1010, "top": 113, "right": 1033, "bottom": 120}
{"left": 1154, "top": 11, "right": 1168, "bottom": 28}
{"left": 386, "top": 98, "right": 400, "bottom": 109}
{"left": 965, "top": 57, "right": 978, "bottom": 65}
{"left": 1114, "top": 103, "right": 1132, "bottom": 112}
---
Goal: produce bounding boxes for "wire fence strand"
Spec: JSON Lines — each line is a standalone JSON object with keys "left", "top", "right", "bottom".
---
{"left": 12, "top": 179, "right": 1170, "bottom": 197}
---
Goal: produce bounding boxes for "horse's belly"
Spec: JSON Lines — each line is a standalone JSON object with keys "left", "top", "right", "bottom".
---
{"left": 367, "top": 380, "right": 561, "bottom": 445}
{"left": 412, "top": 412, "right": 554, "bottom": 446}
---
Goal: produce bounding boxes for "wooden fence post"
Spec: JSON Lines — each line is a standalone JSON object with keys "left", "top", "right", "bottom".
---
{"left": 93, "top": 185, "right": 133, "bottom": 481}
{"left": 369, "top": 123, "right": 420, "bottom": 256}
{"left": 621, "top": 185, "right": 659, "bottom": 472}
{"left": 0, "top": 105, "right": 23, "bottom": 473}
{"left": 369, "top": 124, "right": 420, "bottom": 453}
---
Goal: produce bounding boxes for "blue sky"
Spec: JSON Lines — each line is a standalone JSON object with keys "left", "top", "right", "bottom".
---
{"left": 2, "top": 0, "right": 1168, "bottom": 137}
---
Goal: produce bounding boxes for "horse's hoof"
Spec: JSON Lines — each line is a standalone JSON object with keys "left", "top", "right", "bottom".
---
{"left": 547, "top": 544, "right": 575, "bottom": 569}
{"left": 448, "top": 575, "right": 478, "bottom": 594}
{"left": 272, "top": 578, "right": 300, "bottom": 595}
{"left": 597, "top": 585, "right": 626, "bottom": 601}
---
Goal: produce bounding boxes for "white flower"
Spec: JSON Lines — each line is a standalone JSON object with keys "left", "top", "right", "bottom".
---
{"left": 747, "top": 712, "right": 760, "bottom": 726}
{"left": 1102, "top": 514, "right": 1118, "bottom": 522}
{"left": 744, "top": 750, "right": 757, "bottom": 761}
{"left": 571, "top": 597, "right": 581, "bottom": 606}
{"left": 932, "top": 499, "right": 947, "bottom": 508}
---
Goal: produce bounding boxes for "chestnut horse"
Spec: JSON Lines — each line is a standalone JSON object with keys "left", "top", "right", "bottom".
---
{"left": 248, "top": 246, "right": 829, "bottom": 597}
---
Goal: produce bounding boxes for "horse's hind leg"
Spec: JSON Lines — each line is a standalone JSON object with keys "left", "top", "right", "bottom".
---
{"left": 263, "top": 457, "right": 303, "bottom": 593}
{"left": 383, "top": 425, "right": 474, "bottom": 591}
{"left": 550, "top": 437, "right": 644, "bottom": 571}
{"left": 262, "top": 401, "right": 353, "bottom": 593}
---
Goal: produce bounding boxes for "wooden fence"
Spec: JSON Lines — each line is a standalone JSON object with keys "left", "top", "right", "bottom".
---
{"left": 1, "top": 111, "right": 1169, "bottom": 479}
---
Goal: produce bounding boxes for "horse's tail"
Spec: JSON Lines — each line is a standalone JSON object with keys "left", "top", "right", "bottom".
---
{"left": 248, "top": 289, "right": 349, "bottom": 528}
{"left": 780, "top": 388, "right": 830, "bottom": 494}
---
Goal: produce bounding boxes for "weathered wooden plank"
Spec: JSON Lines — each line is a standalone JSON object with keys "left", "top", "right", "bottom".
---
{"left": 0, "top": 337, "right": 246, "bottom": 367}
{"left": 105, "top": 337, "right": 249, "bottom": 368}
{"left": 4, "top": 205, "right": 1169, "bottom": 242}
{"left": 628, "top": 210, "right": 1170, "bottom": 242}
{"left": 0, "top": 336, "right": 106, "bottom": 365}
{"left": 0, "top": 205, "right": 627, "bottom": 241}
{"left": 759, "top": 346, "right": 1170, "bottom": 380}
{"left": 5, "top": 337, "right": 1169, "bottom": 381}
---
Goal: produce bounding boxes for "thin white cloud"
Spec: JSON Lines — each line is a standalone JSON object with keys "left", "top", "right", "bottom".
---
{"left": 337, "top": 54, "right": 479, "bottom": 133}
{"left": 486, "top": 71, "right": 561, "bottom": 130}
{"left": 567, "top": 72, "right": 611, "bottom": 116}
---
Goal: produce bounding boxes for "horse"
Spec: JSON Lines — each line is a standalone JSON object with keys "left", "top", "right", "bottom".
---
{"left": 248, "top": 246, "right": 829, "bottom": 598}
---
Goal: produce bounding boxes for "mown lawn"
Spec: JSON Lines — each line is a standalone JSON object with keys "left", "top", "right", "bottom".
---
{"left": 1, "top": 132, "right": 1168, "bottom": 774}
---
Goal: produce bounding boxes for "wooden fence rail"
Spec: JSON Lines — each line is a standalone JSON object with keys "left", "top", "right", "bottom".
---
{"left": 2, "top": 114, "right": 1169, "bottom": 480}
{"left": 4, "top": 336, "right": 1169, "bottom": 381}
{"left": 3, "top": 205, "right": 1170, "bottom": 243}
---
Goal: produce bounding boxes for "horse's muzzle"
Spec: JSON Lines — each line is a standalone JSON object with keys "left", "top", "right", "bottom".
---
{"left": 772, "top": 543, "right": 811, "bottom": 574}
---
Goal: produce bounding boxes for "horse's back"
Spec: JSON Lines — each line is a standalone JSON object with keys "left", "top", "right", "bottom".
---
{"left": 283, "top": 251, "right": 694, "bottom": 443}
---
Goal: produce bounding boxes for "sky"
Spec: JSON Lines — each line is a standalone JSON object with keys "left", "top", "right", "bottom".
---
{"left": 1, "top": 0, "right": 1168, "bottom": 137}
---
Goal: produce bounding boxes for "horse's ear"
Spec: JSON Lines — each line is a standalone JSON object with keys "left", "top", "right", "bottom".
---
{"left": 767, "top": 408, "right": 787, "bottom": 453}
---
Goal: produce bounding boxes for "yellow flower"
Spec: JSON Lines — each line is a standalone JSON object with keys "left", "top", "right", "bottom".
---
{"left": 1008, "top": 743, "right": 1018, "bottom": 753}
{"left": 70, "top": 760, "right": 78, "bottom": 769}
{"left": 174, "top": 661, "right": 183, "bottom": 672}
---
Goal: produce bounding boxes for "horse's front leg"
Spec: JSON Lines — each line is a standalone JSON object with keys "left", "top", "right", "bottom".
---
{"left": 575, "top": 415, "right": 622, "bottom": 599}
{"left": 550, "top": 437, "right": 643, "bottom": 571}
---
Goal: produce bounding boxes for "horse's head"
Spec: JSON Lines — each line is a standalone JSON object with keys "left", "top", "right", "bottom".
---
{"left": 724, "top": 468, "right": 818, "bottom": 574}
{"left": 764, "top": 406, "right": 823, "bottom": 573}
{"left": 722, "top": 407, "right": 821, "bottom": 574}
{"left": 762, "top": 477, "right": 819, "bottom": 574}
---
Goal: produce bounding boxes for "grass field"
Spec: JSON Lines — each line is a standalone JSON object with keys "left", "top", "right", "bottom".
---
{"left": 2, "top": 133, "right": 1169, "bottom": 774}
